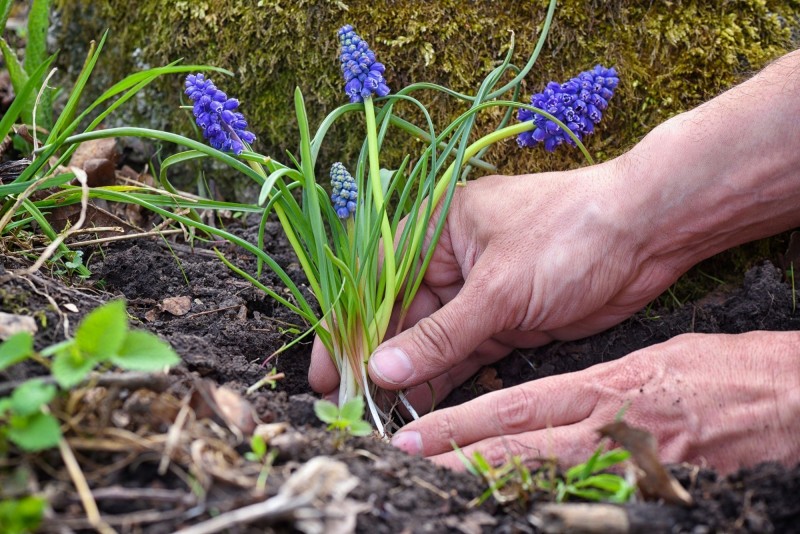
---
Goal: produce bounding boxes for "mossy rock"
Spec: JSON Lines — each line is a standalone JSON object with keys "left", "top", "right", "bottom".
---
{"left": 52, "top": 1, "right": 798, "bottom": 171}
{"left": 51, "top": 0, "right": 800, "bottom": 292}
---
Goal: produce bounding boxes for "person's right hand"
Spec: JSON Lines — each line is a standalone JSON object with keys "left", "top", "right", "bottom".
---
{"left": 310, "top": 155, "right": 687, "bottom": 410}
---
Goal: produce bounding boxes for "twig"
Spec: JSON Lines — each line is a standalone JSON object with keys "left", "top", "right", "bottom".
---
{"left": 5, "top": 269, "right": 109, "bottom": 307}
{"left": 32, "top": 68, "right": 58, "bottom": 154}
{"left": 0, "top": 371, "right": 171, "bottom": 397}
{"left": 159, "top": 398, "right": 192, "bottom": 475}
{"left": 173, "top": 494, "right": 313, "bottom": 534}
{"left": 89, "top": 486, "right": 197, "bottom": 506}
{"left": 410, "top": 475, "right": 451, "bottom": 500}
{"left": 0, "top": 174, "right": 51, "bottom": 234}
{"left": 22, "top": 167, "right": 90, "bottom": 275}
{"left": 26, "top": 228, "right": 183, "bottom": 251}
{"left": 58, "top": 437, "right": 117, "bottom": 534}
{"left": 41, "top": 507, "right": 193, "bottom": 530}
{"left": 185, "top": 304, "right": 241, "bottom": 319}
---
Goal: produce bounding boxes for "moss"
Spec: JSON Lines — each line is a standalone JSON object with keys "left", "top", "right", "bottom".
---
{"left": 0, "top": 287, "right": 32, "bottom": 315}
{"left": 52, "top": 0, "right": 799, "bottom": 176}
{"left": 51, "top": 0, "right": 800, "bottom": 292}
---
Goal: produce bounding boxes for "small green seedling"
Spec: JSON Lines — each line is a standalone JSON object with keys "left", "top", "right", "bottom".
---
{"left": 314, "top": 397, "right": 373, "bottom": 445}
{"left": 0, "top": 299, "right": 180, "bottom": 453}
{"left": 47, "top": 299, "right": 180, "bottom": 388}
{"left": 455, "top": 446, "right": 536, "bottom": 506}
{"left": 0, "top": 496, "right": 46, "bottom": 534}
{"left": 244, "top": 435, "right": 278, "bottom": 491}
{"left": 246, "top": 367, "right": 283, "bottom": 394}
{"left": 540, "top": 445, "right": 635, "bottom": 503}
{"left": 0, "top": 379, "right": 61, "bottom": 452}
{"left": 456, "top": 441, "right": 635, "bottom": 506}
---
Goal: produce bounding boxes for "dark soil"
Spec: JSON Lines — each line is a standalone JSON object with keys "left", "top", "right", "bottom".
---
{"left": 2, "top": 214, "right": 800, "bottom": 533}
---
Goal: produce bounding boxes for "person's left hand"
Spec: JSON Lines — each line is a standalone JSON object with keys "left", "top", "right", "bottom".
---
{"left": 390, "top": 331, "right": 800, "bottom": 475}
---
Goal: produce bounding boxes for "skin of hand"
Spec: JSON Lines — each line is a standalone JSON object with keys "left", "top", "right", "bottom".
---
{"left": 308, "top": 49, "right": 800, "bottom": 468}
{"left": 309, "top": 159, "right": 686, "bottom": 407}
{"left": 391, "top": 331, "right": 800, "bottom": 475}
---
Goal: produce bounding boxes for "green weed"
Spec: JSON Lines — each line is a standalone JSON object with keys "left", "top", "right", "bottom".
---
{"left": 314, "top": 397, "right": 374, "bottom": 447}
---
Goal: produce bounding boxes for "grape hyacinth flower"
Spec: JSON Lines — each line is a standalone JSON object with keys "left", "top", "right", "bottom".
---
{"left": 184, "top": 73, "right": 256, "bottom": 155}
{"left": 330, "top": 162, "right": 357, "bottom": 219}
{"left": 517, "top": 65, "right": 619, "bottom": 152}
{"left": 337, "top": 24, "right": 390, "bottom": 103}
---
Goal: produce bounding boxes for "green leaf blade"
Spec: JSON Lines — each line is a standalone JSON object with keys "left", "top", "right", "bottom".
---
{"left": 348, "top": 420, "right": 373, "bottom": 437}
{"left": 7, "top": 412, "right": 62, "bottom": 451}
{"left": 9, "top": 379, "right": 56, "bottom": 416}
{"left": 51, "top": 345, "right": 96, "bottom": 389}
{"left": 110, "top": 330, "right": 180, "bottom": 371}
{"left": 339, "top": 397, "right": 365, "bottom": 422}
{"left": 0, "top": 332, "right": 34, "bottom": 371}
{"left": 23, "top": 0, "right": 51, "bottom": 75}
{"left": 75, "top": 300, "right": 128, "bottom": 360}
{"left": 313, "top": 399, "right": 339, "bottom": 424}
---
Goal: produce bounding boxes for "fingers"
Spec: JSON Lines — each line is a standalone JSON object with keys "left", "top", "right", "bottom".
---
{"left": 401, "top": 358, "right": 486, "bottom": 415}
{"left": 391, "top": 373, "right": 601, "bottom": 457}
{"left": 308, "top": 336, "right": 340, "bottom": 394}
{"left": 427, "top": 423, "right": 602, "bottom": 471}
{"left": 368, "top": 269, "right": 505, "bottom": 390}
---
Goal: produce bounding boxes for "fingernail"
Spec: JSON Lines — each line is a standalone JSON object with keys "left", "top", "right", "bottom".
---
{"left": 391, "top": 431, "right": 422, "bottom": 455}
{"left": 370, "top": 347, "right": 413, "bottom": 385}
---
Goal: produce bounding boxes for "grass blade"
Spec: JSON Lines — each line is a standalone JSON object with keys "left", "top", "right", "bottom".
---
{"left": 0, "top": 53, "right": 56, "bottom": 142}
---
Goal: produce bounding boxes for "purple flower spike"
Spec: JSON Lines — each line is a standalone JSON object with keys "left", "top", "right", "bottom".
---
{"left": 330, "top": 162, "right": 358, "bottom": 219}
{"left": 184, "top": 74, "right": 256, "bottom": 155}
{"left": 337, "top": 25, "right": 390, "bottom": 103}
{"left": 517, "top": 65, "right": 618, "bottom": 152}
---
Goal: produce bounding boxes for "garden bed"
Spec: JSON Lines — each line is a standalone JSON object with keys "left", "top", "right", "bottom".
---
{"left": 2, "top": 213, "right": 799, "bottom": 533}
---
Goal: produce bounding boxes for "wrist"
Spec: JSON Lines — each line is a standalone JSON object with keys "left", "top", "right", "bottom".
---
{"left": 609, "top": 50, "right": 800, "bottom": 275}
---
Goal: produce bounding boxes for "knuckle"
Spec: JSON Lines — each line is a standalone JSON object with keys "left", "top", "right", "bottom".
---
{"left": 483, "top": 437, "right": 528, "bottom": 466}
{"left": 431, "top": 409, "right": 460, "bottom": 449}
{"left": 412, "top": 316, "right": 459, "bottom": 370}
{"left": 493, "top": 387, "right": 535, "bottom": 434}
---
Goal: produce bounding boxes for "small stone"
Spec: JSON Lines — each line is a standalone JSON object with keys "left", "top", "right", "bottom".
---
{"left": 0, "top": 312, "right": 37, "bottom": 340}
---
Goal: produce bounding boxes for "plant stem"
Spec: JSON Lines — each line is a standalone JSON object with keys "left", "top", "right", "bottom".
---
{"left": 364, "top": 98, "right": 397, "bottom": 344}
{"left": 246, "top": 160, "right": 324, "bottom": 302}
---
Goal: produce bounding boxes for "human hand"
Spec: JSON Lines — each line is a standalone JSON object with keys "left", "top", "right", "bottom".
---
{"left": 309, "top": 159, "right": 688, "bottom": 409}
{"left": 389, "top": 331, "right": 800, "bottom": 475}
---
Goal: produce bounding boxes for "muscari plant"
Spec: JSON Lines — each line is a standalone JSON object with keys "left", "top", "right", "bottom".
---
{"left": 181, "top": 3, "right": 616, "bottom": 430}
{"left": 0, "top": 21, "right": 240, "bottom": 280}
{"left": 24, "top": 0, "right": 619, "bottom": 435}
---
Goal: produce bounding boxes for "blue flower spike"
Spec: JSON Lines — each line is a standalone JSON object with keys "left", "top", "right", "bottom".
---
{"left": 337, "top": 25, "right": 390, "bottom": 103}
{"left": 517, "top": 65, "right": 619, "bottom": 152}
{"left": 184, "top": 73, "right": 256, "bottom": 155}
{"left": 330, "top": 162, "right": 358, "bottom": 219}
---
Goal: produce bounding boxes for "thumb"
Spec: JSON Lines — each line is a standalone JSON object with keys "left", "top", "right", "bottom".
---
{"left": 368, "top": 275, "right": 502, "bottom": 390}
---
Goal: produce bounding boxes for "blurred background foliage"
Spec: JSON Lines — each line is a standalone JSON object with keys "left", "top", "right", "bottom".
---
{"left": 50, "top": 0, "right": 800, "bottom": 301}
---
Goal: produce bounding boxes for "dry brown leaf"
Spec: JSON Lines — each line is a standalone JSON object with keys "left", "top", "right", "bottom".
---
{"left": 191, "top": 381, "right": 258, "bottom": 436}
{"left": 475, "top": 366, "right": 503, "bottom": 392}
{"left": 160, "top": 296, "right": 192, "bottom": 316}
{"left": 598, "top": 421, "right": 693, "bottom": 506}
